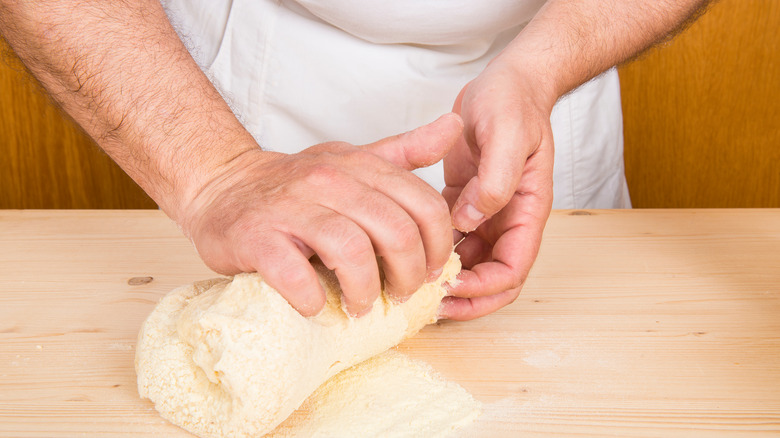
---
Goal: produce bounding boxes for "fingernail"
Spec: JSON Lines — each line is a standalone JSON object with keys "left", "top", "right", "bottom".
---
{"left": 463, "top": 204, "right": 484, "bottom": 221}
{"left": 353, "top": 304, "right": 373, "bottom": 318}
{"left": 426, "top": 267, "right": 443, "bottom": 282}
{"left": 300, "top": 302, "right": 323, "bottom": 318}
{"left": 455, "top": 204, "right": 484, "bottom": 231}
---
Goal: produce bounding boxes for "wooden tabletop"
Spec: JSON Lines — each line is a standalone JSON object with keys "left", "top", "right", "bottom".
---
{"left": 1, "top": 209, "right": 778, "bottom": 436}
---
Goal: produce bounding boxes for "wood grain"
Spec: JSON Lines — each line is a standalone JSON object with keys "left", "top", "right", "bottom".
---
{"left": 0, "top": 37, "right": 156, "bottom": 209}
{"left": 0, "top": 209, "right": 778, "bottom": 436}
{"left": 619, "top": 0, "right": 780, "bottom": 208}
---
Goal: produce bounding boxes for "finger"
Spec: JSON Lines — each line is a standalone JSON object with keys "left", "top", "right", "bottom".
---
{"left": 363, "top": 112, "right": 463, "bottom": 170}
{"left": 442, "top": 137, "right": 477, "bottom": 189}
{"left": 235, "top": 231, "right": 326, "bottom": 317}
{"left": 443, "top": 186, "right": 469, "bottom": 247}
{"left": 334, "top": 148, "right": 453, "bottom": 283}
{"left": 447, "top": 191, "right": 548, "bottom": 299}
{"left": 438, "top": 286, "right": 522, "bottom": 321}
{"left": 451, "top": 116, "right": 543, "bottom": 232}
{"left": 368, "top": 166, "right": 453, "bottom": 282}
{"left": 446, "top": 260, "right": 523, "bottom": 299}
{"left": 293, "top": 212, "right": 381, "bottom": 317}
{"left": 452, "top": 82, "right": 469, "bottom": 115}
{"left": 320, "top": 182, "right": 427, "bottom": 303}
{"left": 448, "top": 204, "right": 546, "bottom": 299}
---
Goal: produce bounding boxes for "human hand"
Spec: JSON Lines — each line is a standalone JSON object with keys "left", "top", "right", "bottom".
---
{"left": 440, "top": 59, "right": 555, "bottom": 321}
{"left": 180, "top": 114, "right": 464, "bottom": 317}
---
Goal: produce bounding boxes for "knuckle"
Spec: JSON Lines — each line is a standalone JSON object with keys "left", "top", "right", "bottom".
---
{"left": 304, "top": 163, "right": 342, "bottom": 186}
{"left": 388, "top": 220, "right": 420, "bottom": 254}
{"left": 434, "top": 194, "right": 452, "bottom": 216}
{"left": 503, "top": 287, "right": 523, "bottom": 308}
{"left": 348, "top": 292, "right": 376, "bottom": 309}
{"left": 433, "top": 202, "right": 455, "bottom": 238}
{"left": 510, "top": 274, "right": 526, "bottom": 291}
{"left": 420, "top": 195, "right": 456, "bottom": 254}
{"left": 339, "top": 231, "right": 374, "bottom": 265}
{"left": 479, "top": 179, "right": 512, "bottom": 210}
{"left": 348, "top": 147, "right": 371, "bottom": 159}
{"left": 419, "top": 190, "right": 451, "bottom": 219}
{"left": 308, "top": 141, "right": 349, "bottom": 154}
{"left": 347, "top": 148, "right": 383, "bottom": 169}
{"left": 511, "top": 283, "right": 523, "bottom": 298}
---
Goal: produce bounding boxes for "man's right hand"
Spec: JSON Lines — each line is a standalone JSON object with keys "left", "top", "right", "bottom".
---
{"left": 181, "top": 114, "right": 463, "bottom": 317}
{"left": 0, "top": 1, "right": 460, "bottom": 317}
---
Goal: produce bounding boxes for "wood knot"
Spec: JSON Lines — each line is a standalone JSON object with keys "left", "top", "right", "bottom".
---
{"left": 127, "top": 276, "right": 154, "bottom": 286}
{"left": 569, "top": 210, "right": 592, "bottom": 216}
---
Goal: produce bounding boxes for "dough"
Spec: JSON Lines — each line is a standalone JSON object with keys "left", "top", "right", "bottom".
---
{"left": 272, "top": 350, "right": 482, "bottom": 437}
{"left": 135, "top": 252, "right": 461, "bottom": 438}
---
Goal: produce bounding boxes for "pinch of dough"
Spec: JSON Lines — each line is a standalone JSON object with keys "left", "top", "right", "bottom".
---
{"left": 135, "top": 252, "right": 461, "bottom": 438}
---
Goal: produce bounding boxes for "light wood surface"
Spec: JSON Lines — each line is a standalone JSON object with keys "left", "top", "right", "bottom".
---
{"left": 619, "top": 0, "right": 780, "bottom": 208}
{"left": 0, "top": 209, "right": 778, "bottom": 436}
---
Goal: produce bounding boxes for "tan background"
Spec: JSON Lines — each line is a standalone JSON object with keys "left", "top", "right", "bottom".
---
{"left": 1, "top": 0, "right": 778, "bottom": 209}
{"left": 620, "top": 0, "right": 780, "bottom": 208}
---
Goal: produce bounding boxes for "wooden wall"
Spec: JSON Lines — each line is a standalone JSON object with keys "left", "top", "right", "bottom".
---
{"left": 619, "top": 0, "right": 780, "bottom": 208}
{"left": 1, "top": 0, "right": 778, "bottom": 209}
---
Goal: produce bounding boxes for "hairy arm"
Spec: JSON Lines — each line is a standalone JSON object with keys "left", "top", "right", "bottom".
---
{"left": 503, "top": 0, "right": 712, "bottom": 110}
{"left": 0, "top": 0, "right": 462, "bottom": 317}
{"left": 0, "top": 0, "right": 255, "bottom": 225}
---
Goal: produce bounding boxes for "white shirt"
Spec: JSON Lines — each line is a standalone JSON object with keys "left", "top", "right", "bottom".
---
{"left": 163, "top": 0, "right": 631, "bottom": 209}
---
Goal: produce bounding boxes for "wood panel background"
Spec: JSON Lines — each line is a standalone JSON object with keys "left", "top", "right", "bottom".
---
{"left": 619, "top": 0, "right": 780, "bottom": 208}
{"left": 1, "top": 0, "right": 778, "bottom": 209}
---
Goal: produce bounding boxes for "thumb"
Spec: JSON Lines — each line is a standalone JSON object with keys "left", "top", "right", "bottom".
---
{"left": 362, "top": 113, "right": 464, "bottom": 171}
{"left": 451, "top": 122, "right": 535, "bottom": 233}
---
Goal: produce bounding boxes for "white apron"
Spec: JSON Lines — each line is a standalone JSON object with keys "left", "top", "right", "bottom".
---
{"left": 163, "top": 0, "right": 631, "bottom": 209}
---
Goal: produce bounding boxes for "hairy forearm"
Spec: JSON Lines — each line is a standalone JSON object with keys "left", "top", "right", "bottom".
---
{"left": 500, "top": 0, "right": 712, "bottom": 104}
{"left": 0, "top": 0, "right": 258, "bottom": 221}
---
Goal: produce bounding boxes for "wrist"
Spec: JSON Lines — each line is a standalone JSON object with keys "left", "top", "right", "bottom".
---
{"left": 486, "top": 51, "right": 560, "bottom": 115}
{"left": 494, "top": 13, "right": 594, "bottom": 106}
{"left": 172, "top": 145, "right": 282, "bottom": 240}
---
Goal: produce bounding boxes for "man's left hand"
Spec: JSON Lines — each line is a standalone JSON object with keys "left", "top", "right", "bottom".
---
{"left": 441, "top": 58, "right": 555, "bottom": 320}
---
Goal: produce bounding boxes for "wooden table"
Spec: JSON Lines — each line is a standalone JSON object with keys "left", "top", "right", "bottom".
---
{"left": 1, "top": 209, "right": 778, "bottom": 436}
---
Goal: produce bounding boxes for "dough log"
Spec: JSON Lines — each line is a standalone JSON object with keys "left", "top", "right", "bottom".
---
{"left": 135, "top": 252, "right": 461, "bottom": 438}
